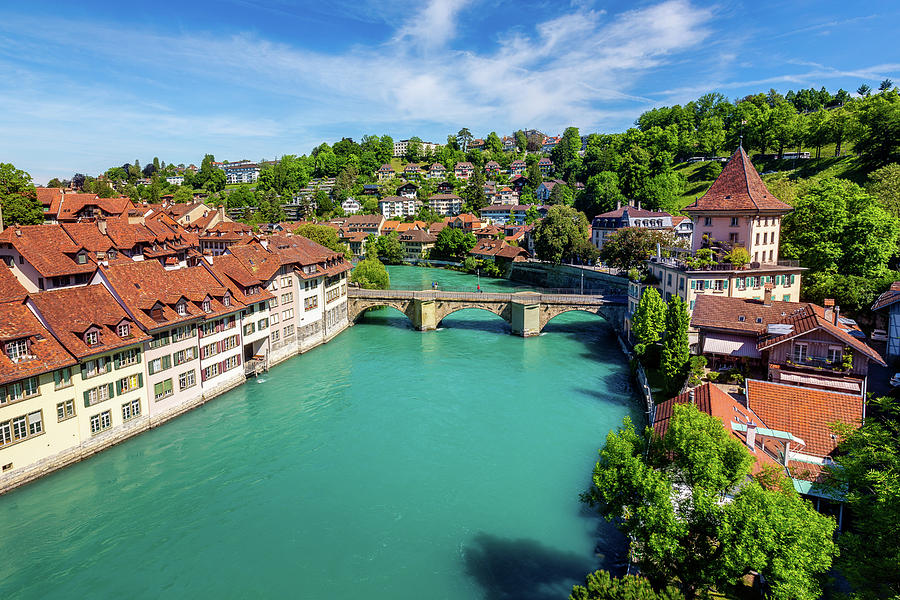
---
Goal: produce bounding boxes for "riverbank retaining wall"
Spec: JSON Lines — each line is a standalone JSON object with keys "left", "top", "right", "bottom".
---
{"left": 0, "top": 318, "right": 352, "bottom": 496}
{"left": 509, "top": 262, "right": 627, "bottom": 292}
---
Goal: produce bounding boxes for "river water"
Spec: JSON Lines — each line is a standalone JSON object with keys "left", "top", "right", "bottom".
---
{"left": 0, "top": 266, "right": 638, "bottom": 600}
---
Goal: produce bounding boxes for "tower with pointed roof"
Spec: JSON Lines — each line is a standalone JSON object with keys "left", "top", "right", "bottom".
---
{"left": 684, "top": 147, "right": 791, "bottom": 265}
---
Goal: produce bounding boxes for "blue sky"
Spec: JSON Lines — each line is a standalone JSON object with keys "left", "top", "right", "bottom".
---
{"left": 0, "top": 0, "right": 897, "bottom": 184}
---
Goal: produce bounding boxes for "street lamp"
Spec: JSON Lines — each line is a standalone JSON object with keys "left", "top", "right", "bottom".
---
{"left": 580, "top": 269, "right": 584, "bottom": 295}
{"left": 477, "top": 268, "right": 480, "bottom": 292}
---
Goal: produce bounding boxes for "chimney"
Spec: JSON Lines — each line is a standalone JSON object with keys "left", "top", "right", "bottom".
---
{"left": 217, "top": 205, "right": 225, "bottom": 221}
{"left": 97, "top": 217, "right": 107, "bottom": 236}
{"left": 636, "top": 200, "right": 641, "bottom": 210}
{"left": 746, "top": 422, "right": 757, "bottom": 451}
{"left": 616, "top": 199, "right": 621, "bottom": 210}
{"left": 823, "top": 298, "right": 834, "bottom": 323}
{"left": 763, "top": 282, "right": 773, "bottom": 306}
{"left": 834, "top": 305, "right": 840, "bottom": 326}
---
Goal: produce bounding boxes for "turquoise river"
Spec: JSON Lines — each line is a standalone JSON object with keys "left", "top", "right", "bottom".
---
{"left": 0, "top": 266, "right": 640, "bottom": 599}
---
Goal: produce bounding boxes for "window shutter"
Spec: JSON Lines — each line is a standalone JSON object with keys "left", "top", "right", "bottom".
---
{"left": 135, "top": 348, "right": 141, "bottom": 363}
{"left": 201, "top": 369, "right": 207, "bottom": 382}
{"left": 723, "top": 280, "right": 728, "bottom": 290}
{"left": 137, "top": 373, "right": 143, "bottom": 388}
{"left": 162, "top": 355, "right": 171, "bottom": 370}
{"left": 236, "top": 354, "right": 242, "bottom": 365}
{"left": 84, "top": 390, "right": 91, "bottom": 407}
{"left": 116, "top": 379, "right": 123, "bottom": 395}
{"left": 108, "top": 382, "right": 115, "bottom": 398}
{"left": 790, "top": 274, "right": 795, "bottom": 284}
{"left": 165, "top": 379, "right": 173, "bottom": 393}
{"left": 690, "top": 280, "right": 696, "bottom": 290}
{"left": 54, "top": 370, "right": 61, "bottom": 386}
{"left": 114, "top": 353, "right": 122, "bottom": 370}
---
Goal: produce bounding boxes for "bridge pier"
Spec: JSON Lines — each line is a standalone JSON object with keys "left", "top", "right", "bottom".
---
{"left": 411, "top": 299, "right": 437, "bottom": 331}
{"left": 510, "top": 300, "right": 541, "bottom": 337}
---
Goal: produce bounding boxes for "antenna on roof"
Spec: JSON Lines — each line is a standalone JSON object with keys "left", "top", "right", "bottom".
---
{"left": 739, "top": 120, "right": 747, "bottom": 149}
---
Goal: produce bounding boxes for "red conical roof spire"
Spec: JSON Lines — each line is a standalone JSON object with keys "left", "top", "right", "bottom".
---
{"left": 684, "top": 147, "right": 791, "bottom": 213}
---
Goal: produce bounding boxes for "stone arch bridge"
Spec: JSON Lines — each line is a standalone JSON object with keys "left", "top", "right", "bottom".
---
{"left": 347, "top": 288, "right": 627, "bottom": 336}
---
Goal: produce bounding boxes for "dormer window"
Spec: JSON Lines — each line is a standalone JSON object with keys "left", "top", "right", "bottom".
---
{"left": 85, "top": 330, "right": 99, "bottom": 346}
{"left": 5, "top": 339, "right": 29, "bottom": 361}
{"left": 176, "top": 301, "right": 187, "bottom": 316}
{"left": 77, "top": 253, "right": 87, "bottom": 265}
{"left": 223, "top": 295, "right": 231, "bottom": 307}
{"left": 108, "top": 249, "right": 117, "bottom": 259}
{"left": 117, "top": 323, "right": 130, "bottom": 338}
{"left": 202, "top": 300, "right": 211, "bottom": 313}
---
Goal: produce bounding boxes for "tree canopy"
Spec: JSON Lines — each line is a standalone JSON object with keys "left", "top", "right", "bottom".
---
{"left": 292, "top": 224, "right": 351, "bottom": 259}
{"left": 533, "top": 205, "right": 596, "bottom": 265}
{"left": 350, "top": 257, "right": 389, "bottom": 289}
{"left": 584, "top": 404, "right": 836, "bottom": 599}
{"left": 631, "top": 287, "right": 666, "bottom": 355}
{"left": 0, "top": 163, "right": 42, "bottom": 225}
{"left": 431, "top": 227, "right": 476, "bottom": 261}
{"left": 599, "top": 228, "right": 682, "bottom": 271}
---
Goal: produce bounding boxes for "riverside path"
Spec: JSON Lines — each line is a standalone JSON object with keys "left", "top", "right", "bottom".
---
{"left": 347, "top": 287, "right": 627, "bottom": 336}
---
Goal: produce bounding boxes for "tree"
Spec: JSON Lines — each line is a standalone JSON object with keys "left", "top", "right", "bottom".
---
{"left": 583, "top": 404, "right": 836, "bottom": 599}
{"left": 823, "top": 395, "right": 900, "bottom": 599}
{"left": 462, "top": 169, "right": 488, "bottom": 212}
{"left": 485, "top": 131, "right": 502, "bottom": 154}
{"left": 660, "top": 296, "right": 689, "bottom": 393}
{"left": 404, "top": 137, "right": 423, "bottom": 163}
{"left": 879, "top": 78, "right": 894, "bottom": 92}
{"left": 551, "top": 126, "right": 582, "bottom": 181}
{"left": 869, "top": 163, "right": 900, "bottom": 218}
{"left": 547, "top": 182, "right": 573, "bottom": 206}
{"left": 631, "top": 287, "right": 666, "bottom": 356}
{"left": 723, "top": 245, "right": 750, "bottom": 268}
{"left": 293, "top": 224, "right": 351, "bottom": 259}
{"left": 46, "top": 178, "right": 64, "bottom": 188}
{"left": 857, "top": 84, "right": 872, "bottom": 97}
{"left": 373, "top": 232, "right": 405, "bottom": 264}
{"left": 432, "top": 227, "right": 476, "bottom": 261}
{"left": 526, "top": 161, "right": 543, "bottom": 189}
{"left": 599, "top": 228, "right": 681, "bottom": 271}
{"left": 576, "top": 172, "right": 625, "bottom": 219}
{"left": 524, "top": 205, "right": 540, "bottom": 225}
{"left": 350, "top": 257, "right": 390, "bottom": 289}
{"left": 171, "top": 186, "right": 195, "bottom": 204}
{"left": 456, "top": 128, "right": 473, "bottom": 152}
{"left": 853, "top": 90, "right": 900, "bottom": 165}
{"left": 0, "top": 163, "right": 42, "bottom": 225}
{"left": 533, "top": 205, "right": 592, "bottom": 265}
{"left": 570, "top": 570, "right": 683, "bottom": 600}
{"left": 514, "top": 130, "right": 527, "bottom": 152}
{"left": 227, "top": 185, "right": 255, "bottom": 209}
{"left": 781, "top": 178, "right": 899, "bottom": 278}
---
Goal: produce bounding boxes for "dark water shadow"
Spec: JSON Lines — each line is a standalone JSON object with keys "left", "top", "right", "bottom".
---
{"left": 438, "top": 318, "right": 511, "bottom": 334}
{"left": 463, "top": 532, "right": 596, "bottom": 600}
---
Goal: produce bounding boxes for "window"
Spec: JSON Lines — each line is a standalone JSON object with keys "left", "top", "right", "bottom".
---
{"left": 269, "top": 298, "right": 279, "bottom": 309}
{"left": 244, "top": 322, "right": 256, "bottom": 336}
{"left": 90, "top": 411, "right": 112, "bottom": 435}
{"left": 202, "top": 299, "right": 211, "bottom": 313}
{"left": 281, "top": 276, "right": 291, "bottom": 288}
{"left": 257, "top": 318, "right": 268, "bottom": 329}
{"left": 115, "top": 348, "right": 141, "bottom": 368}
{"left": 1, "top": 378, "right": 40, "bottom": 405}
{"left": 117, "top": 323, "right": 130, "bottom": 338}
{"left": 738, "top": 315, "right": 745, "bottom": 322}
{"left": 223, "top": 355, "right": 240, "bottom": 372}
{"left": 284, "top": 324, "right": 294, "bottom": 337}
{"left": 729, "top": 233, "right": 738, "bottom": 243}
{"left": 179, "top": 370, "right": 196, "bottom": 390}
{"left": 122, "top": 397, "right": 142, "bottom": 420}
{"left": 148, "top": 355, "right": 171, "bottom": 375}
{"left": 304, "top": 296, "right": 318, "bottom": 311}
{"left": 755, "top": 233, "right": 760, "bottom": 245}
{"left": 175, "top": 301, "right": 187, "bottom": 316}
{"left": 84, "top": 382, "right": 114, "bottom": 407}
{"left": 828, "top": 346, "right": 843, "bottom": 365}
{"left": 174, "top": 347, "right": 196, "bottom": 366}
{"left": 171, "top": 324, "right": 194, "bottom": 342}
{"left": 56, "top": 400, "right": 75, "bottom": 421}
{"left": 82, "top": 356, "right": 110, "bottom": 379}
{"left": 5, "top": 339, "right": 28, "bottom": 361}
{"left": 85, "top": 330, "right": 99, "bottom": 346}
{"left": 282, "top": 308, "right": 294, "bottom": 320}
{"left": 703, "top": 217, "right": 712, "bottom": 226}
{"left": 54, "top": 367, "right": 72, "bottom": 389}
{"left": 271, "top": 330, "right": 280, "bottom": 343}
{"left": 714, "top": 280, "right": 724, "bottom": 291}
{"left": 793, "top": 342, "right": 808, "bottom": 362}
{"left": 281, "top": 292, "right": 293, "bottom": 304}
{"left": 730, "top": 217, "right": 738, "bottom": 227}
{"left": 117, "top": 373, "right": 142, "bottom": 394}
{"left": 202, "top": 363, "right": 220, "bottom": 380}
{"left": 150, "top": 331, "right": 170, "bottom": 349}
{"left": 77, "top": 253, "right": 87, "bottom": 265}
{"left": 768, "top": 250, "right": 773, "bottom": 262}
{"left": 270, "top": 313, "right": 279, "bottom": 325}
{"left": 153, "top": 379, "right": 174, "bottom": 401}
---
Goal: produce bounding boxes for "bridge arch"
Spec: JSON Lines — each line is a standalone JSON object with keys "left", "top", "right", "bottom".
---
{"left": 435, "top": 305, "right": 512, "bottom": 330}
{"left": 538, "top": 305, "right": 623, "bottom": 333}
{"left": 348, "top": 299, "right": 414, "bottom": 324}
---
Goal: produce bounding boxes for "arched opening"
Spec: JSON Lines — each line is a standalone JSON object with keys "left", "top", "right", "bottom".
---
{"left": 437, "top": 306, "right": 510, "bottom": 333}
{"left": 542, "top": 309, "right": 609, "bottom": 335}
{"left": 353, "top": 304, "right": 414, "bottom": 329}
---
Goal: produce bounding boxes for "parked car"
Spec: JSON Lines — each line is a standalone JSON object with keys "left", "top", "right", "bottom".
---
{"left": 871, "top": 329, "right": 889, "bottom": 342}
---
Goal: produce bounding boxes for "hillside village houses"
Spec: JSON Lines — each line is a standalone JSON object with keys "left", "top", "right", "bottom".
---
{"left": 590, "top": 203, "right": 688, "bottom": 252}
{"left": 0, "top": 189, "right": 352, "bottom": 492}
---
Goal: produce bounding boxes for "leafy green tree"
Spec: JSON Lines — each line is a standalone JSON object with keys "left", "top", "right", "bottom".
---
{"left": 171, "top": 185, "right": 195, "bottom": 204}
{"left": 854, "top": 90, "right": 900, "bottom": 165}
{"left": 660, "top": 296, "right": 689, "bottom": 393}
{"left": 533, "top": 205, "right": 592, "bottom": 265}
{"left": 227, "top": 185, "right": 255, "bottom": 208}
{"left": 823, "top": 396, "right": 900, "bottom": 599}
{"left": 432, "top": 227, "right": 476, "bottom": 261}
{"left": 583, "top": 404, "right": 836, "bottom": 600}
{"left": 879, "top": 78, "right": 894, "bottom": 92}
{"left": 373, "top": 232, "right": 405, "bottom": 264}
{"left": 462, "top": 169, "right": 487, "bottom": 212}
{"left": 0, "top": 163, "right": 42, "bottom": 225}
{"left": 404, "top": 137, "right": 423, "bottom": 163}
{"left": 46, "top": 177, "right": 65, "bottom": 188}
{"left": 576, "top": 172, "right": 625, "bottom": 219}
{"left": 868, "top": 163, "right": 900, "bottom": 218}
{"left": 485, "top": 131, "right": 502, "bottom": 154}
{"left": 514, "top": 130, "right": 527, "bottom": 152}
{"left": 631, "top": 287, "right": 666, "bottom": 356}
{"left": 723, "top": 245, "right": 750, "bottom": 267}
{"left": 570, "top": 570, "right": 683, "bottom": 600}
{"left": 293, "top": 224, "right": 351, "bottom": 259}
{"left": 547, "top": 183, "right": 573, "bottom": 206}
{"left": 781, "top": 178, "right": 899, "bottom": 277}
{"left": 314, "top": 190, "right": 333, "bottom": 217}
{"left": 526, "top": 161, "right": 543, "bottom": 189}
{"left": 350, "top": 257, "right": 390, "bottom": 289}
{"left": 524, "top": 205, "right": 540, "bottom": 225}
{"left": 599, "top": 228, "right": 681, "bottom": 271}
{"left": 456, "top": 128, "right": 473, "bottom": 152}
{"left": 551, "top": 126, "right": 582, "bottom": 181}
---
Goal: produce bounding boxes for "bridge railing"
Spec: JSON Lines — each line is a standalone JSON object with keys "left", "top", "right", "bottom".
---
{"left": 348, "top": 288, "right": 626, "bottom": 304}
{"left": 355, "top": 285, "right": 624, "bottom": 296}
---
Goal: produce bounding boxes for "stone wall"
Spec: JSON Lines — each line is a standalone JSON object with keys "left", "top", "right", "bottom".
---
{"left": 509, "top": 262, "right": 627, "bottom": 292}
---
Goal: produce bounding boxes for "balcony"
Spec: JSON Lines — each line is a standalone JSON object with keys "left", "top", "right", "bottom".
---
{"left": 781, "top": 355, "right": 849, "bottom": 375}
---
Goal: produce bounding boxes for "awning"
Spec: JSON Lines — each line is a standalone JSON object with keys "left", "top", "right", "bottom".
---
{"left": 778, "top": 372, "right": 861, "bottom": 393}
{"left": 702, "top": 333, "right": 761, "bottom": 358}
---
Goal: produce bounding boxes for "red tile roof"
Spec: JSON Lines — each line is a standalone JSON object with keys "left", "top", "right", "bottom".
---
{"left": 29, "top": 285, "right": 150, "bottom": 359}
{"left": 61, "top": 222, "right": 115, "bottom": 253}
{"left": 746, "top": 379, "right": 862, "bottom": 458}
{"left": 0, "top": 301, "right": 77, "bottom": 386}
{"left": 0, "top": 225, "right": 96, "bottom": 278}
{"left": 684, "top": 147, "right": 792, "bottom": 213}
{"left": 56, "top": 194, "right": 133, "bottom": 221}
{"left": 691, "top": 295, "right": 808, "bottom": 335}
{"left": 0, "top": 268, "right": 28, "bottom": 303}
{"left": 595, "top": 205, "right": 671, "bottom": 219}
{"left": 872, "top": 283, "right": 900, "bottom": 311}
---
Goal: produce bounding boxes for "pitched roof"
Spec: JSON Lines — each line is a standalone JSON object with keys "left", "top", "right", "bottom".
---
{"left": 29, "top": 285, "right": 150, "bottom": 358}
{"left": 56, "top": 194, "right": 133, "bottom": 221}
{"left": 872, "top": 282, "right": 900, "bottom": 311}
{"left": 747, "top": 379, "right": 862, "bottom": 457}
{"left": 61, "top": 222, "right": 115, "bottom": 253}
{"left": 684, "top": 147, "right": 792, "bottom": 213}
{"left": 691, "top": 295, "right": 808, "bottom": 335}
{"left": 0, "top": 225, "right": 96, "bottom": 278}
{"left": 594, "top": 205, "right": 671, "bottom": 219}
{"left": 228, "top": 242, "right": 282, "bottom": 281}
{"left": 206, "top": 255, "right": 274, "bottom": 305}
{"left": 0, "top": 268, "right": 28, "bottom": 303}
{"left": 0, "top": 300, "right": 77, "bottom": 385}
